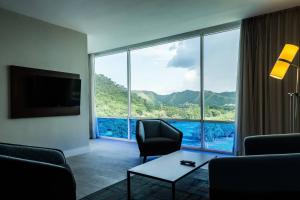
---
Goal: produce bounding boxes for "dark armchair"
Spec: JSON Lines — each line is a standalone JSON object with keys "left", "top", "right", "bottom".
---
{"left": 0, "top": 142, "right": 76, "bottom": 200}
{"left": 136, "top": 119, "right": 183, "bottom": 162}
{"left": 209, "top": 133, "right": 300, "bottom": 200}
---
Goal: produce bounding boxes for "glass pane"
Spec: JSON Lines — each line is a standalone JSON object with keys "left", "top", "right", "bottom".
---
{"left": 94, "top": 53, "right": 128, "bottom": 138}
{"left": 130, "top": 118, "right": 137, "bottom": 140}
{"left": 203, "top": 28, "right": 240, "bottom": 152}
{"left": 131, "top": 37, "right": 201, "bottom": 120}
{"left": 130, "top": 37, "right": 201, "bottom": 146}
{"left": 204, "top": 121, "right": 235, "bottom": 152}
{"left": 97, "top": 118, "right": 128, "bottom": 139}
{"left": 166, "top": 120, "right": 201, "bottom": 147}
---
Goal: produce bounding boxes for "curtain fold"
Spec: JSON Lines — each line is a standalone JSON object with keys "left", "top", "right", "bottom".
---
{"left": 236, "top": 6, "right": 300, "bottom": 155}
{"left": 88, "top": 54, "right": 98, "bottom": 139}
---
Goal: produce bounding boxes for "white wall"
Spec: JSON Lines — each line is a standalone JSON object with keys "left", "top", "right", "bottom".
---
{"left": 0, "top": 8, "right": 89, "bottom": 153}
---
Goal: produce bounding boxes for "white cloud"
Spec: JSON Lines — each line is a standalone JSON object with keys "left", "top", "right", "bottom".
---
{"left": 168, "top": 37, "right": 200, "bottom": 69}
{"left": 184, "top": 69, "right": 197, "bottom": 82}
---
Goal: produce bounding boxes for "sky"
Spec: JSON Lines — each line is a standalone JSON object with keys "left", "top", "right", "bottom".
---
{"left": 95, "top": 28, "right": 240, "bottom": 95}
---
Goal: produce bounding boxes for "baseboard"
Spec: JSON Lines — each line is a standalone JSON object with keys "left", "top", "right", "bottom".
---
{"left": 63, "top": 145, "right": 90, "bottom": 157}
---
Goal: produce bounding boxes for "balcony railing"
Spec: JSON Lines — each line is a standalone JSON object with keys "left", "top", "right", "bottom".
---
{"left": 96, "top": 117, "right": 235, "bottom": 153}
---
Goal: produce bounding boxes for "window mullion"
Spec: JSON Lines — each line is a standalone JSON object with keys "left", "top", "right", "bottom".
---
{"left": 127, "top": 50, "right": 131, "bottom": 140}
{"left": 200, "top": 35, "right": 205, "bottom": 149}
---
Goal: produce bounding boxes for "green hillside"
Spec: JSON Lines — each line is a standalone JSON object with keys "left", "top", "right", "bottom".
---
{"left": 95, "top": 74, "right": 236, "bottom": 121}
{"left": 133, "top": 90, "right": 235, "bottom": 107}
{"left": 95, "top": 74, "right": 128, "bottom": 117}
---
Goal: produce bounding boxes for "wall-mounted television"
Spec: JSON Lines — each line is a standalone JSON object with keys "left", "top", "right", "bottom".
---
{"left": 10, "top": 65, "right": 81, "bottom": 118}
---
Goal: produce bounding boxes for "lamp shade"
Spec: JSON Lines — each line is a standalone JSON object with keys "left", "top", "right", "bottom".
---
{"left": 270, "top": 60, "right": 290, "bottom": 79}
{"left": 270, "top": 44, "right": 299, "bottom": 79}
{"left": 278, "top": 44, "right": 299, "bottom": 62}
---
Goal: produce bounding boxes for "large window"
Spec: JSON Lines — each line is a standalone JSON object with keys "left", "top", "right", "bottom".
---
{"left": 94, "top": 26, "right": 240, "bottom": 153}
{"left": 131, "top": 38, "right": 201, "bottom": 146}
{"left": 131, "top": 38, "right": 200, "bottom": 120}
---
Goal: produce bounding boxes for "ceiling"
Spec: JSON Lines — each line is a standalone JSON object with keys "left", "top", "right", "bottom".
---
{"left": 0, "top": 0, "right": 299, "bottom": 53}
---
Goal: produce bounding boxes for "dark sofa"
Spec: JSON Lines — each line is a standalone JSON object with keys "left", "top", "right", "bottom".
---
{"left": 136, "top": 119, "right": 183, "bottom": 162}
{"left": 0, "top": 142, "right": 76, "bottom": 200}
{"left": 209, "top": 133, "right": 300, "bottom": 200}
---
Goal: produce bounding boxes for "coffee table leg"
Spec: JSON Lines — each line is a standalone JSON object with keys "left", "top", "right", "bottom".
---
{"left": 172, "top": 182, "right": 175, "bottom": 200}
{"left": 127, "top": 171, "right": 131, "bottom": 200}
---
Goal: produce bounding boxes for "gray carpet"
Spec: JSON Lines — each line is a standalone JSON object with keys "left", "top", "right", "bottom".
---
{"left": 67, "top": 139, "right": 141, "bottom": 199}
{"left": 81, "top": 168, "right": 209, "bottom": 200}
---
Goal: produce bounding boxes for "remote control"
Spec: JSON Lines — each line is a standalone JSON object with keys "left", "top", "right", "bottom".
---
{"left": 180, "top": 160, "right": 196, "bottom": 167}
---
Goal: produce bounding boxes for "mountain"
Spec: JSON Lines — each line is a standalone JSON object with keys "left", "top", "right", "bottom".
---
{"left": 132, "top": 91, "right": 159, "bottom": 105}
{"left": 95, "top": 74, "right": 236, "bottom": 120}
{"left": 203, "top": 91, "right": 236, "bottom": 107}
{"left": 95, "top": 74, "right": 128, "bottom": 117}
{"left": 133, "top": 90, "right": 235, "bottom": 107}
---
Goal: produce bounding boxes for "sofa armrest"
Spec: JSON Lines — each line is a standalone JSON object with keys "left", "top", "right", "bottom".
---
{"left": 0, "top": 143, "right": 66, "bottom": 165}
{"left": 244, "top": 133, "right": 300, "bottom": 155}
{"left": 160, "top": 120, "right": 183, "bottom": 143}
{"left": 0, "top": 155, "right": 76, "bottom": 200}
{"left": 209, "top": 154, "right": 300, "bottom": 200}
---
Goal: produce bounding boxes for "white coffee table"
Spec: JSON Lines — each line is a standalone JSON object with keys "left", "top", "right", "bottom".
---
{"left": 127, "top": 150, "right": 216, "bottom": 200}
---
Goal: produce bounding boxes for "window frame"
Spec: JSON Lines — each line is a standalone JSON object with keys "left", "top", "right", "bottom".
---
{"left": 93, "top": 21, "right": 240, "bottom": 154}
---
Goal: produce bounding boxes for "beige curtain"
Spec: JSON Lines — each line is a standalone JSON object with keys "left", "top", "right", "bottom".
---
{"left": 88, "top": 54, "right": 98, "bottom": 139}
{"left": 235, "top": 6, "right": 300, "bottom": 155}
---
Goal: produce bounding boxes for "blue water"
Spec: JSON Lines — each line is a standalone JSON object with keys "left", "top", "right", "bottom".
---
{"left": 97, "top": 118, "right": 128, "bottom": 139}
{"left": 97, "top": 118, "right": 235, "bottom": 152}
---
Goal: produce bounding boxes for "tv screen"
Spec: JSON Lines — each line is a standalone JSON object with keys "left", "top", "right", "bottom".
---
{"left": 27, "top": 76, "right": 81, "bottom": 107}
{"left": 10, "top": 66, "right": 81, "bottom": 118}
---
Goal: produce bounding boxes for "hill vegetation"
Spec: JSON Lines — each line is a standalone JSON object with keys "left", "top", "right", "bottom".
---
{"left": 95, "top": 74, "right": 236, "bottom": 121}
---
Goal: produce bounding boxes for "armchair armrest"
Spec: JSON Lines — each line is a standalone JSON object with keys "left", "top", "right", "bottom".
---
{"left": 0, "top": 142, "right": 66, "bottom": 165}
{"left": 0, "top": 155, "right": 76, "bottom": 200}
{"left": 136, "top": 120, "right": 146, "bottom": 143}
{"left": 209, "top": 154, "right": 300, "bottom": 200}
{"left": 244, "top": 133, "right": 300, "bottom": 155}
{"left": 160, "top": 120, "right": 183, "bottom": 142}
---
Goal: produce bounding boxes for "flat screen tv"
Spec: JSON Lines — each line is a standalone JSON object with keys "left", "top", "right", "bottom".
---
{"left": 10, "top": 65, "right": 81, "bottom": 118}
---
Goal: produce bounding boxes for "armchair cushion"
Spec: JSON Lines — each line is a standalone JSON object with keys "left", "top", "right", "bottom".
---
{"left": 142, "top": 120, "right": 161, "bottom": 138}
{"left": 143, "top": 137, "right": 179, "bottom": 155}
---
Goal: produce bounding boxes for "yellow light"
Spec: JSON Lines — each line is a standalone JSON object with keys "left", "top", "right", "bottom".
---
{"left": 270, "top": 60, "right": 290, "bottom": 79}
{"left": 270, "top": 44, "right": 299, "bottom": 79}
{"left": 279, "top": 44, "right": 299, "bottom": 62}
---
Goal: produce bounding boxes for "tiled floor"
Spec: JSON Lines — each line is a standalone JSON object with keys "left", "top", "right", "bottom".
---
{"left": 67, "top": 138, "right": 225, "bottom": 199}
